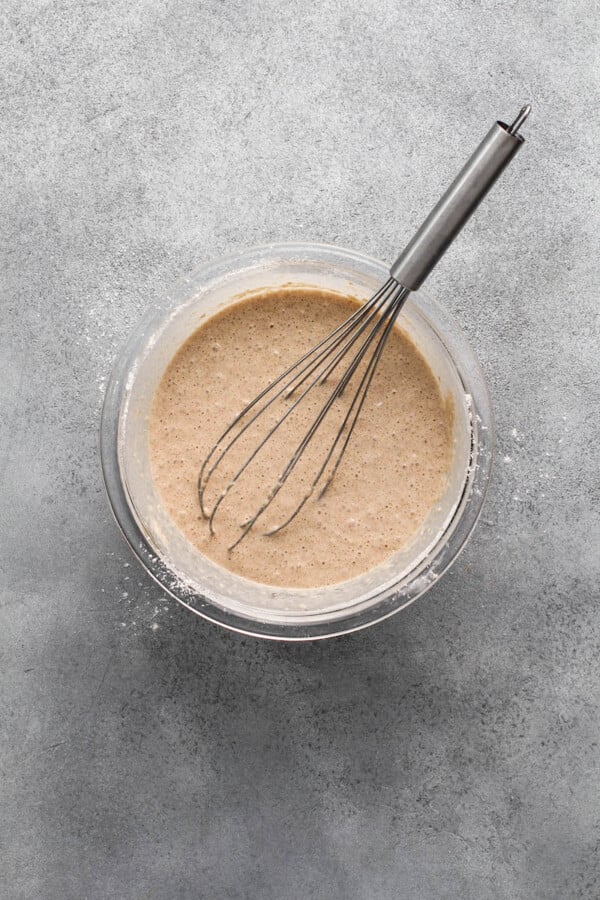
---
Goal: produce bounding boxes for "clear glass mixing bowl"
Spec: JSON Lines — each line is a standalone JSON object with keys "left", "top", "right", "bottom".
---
{"left": 100, "top": 243, "right": 493, "bottom": 640}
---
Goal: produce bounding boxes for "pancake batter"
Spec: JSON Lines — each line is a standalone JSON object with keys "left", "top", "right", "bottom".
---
{"left": 149, "top": 287, "right": 453, "bottom": 588}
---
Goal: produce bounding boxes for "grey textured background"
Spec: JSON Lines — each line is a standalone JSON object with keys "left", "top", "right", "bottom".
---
{"left": 1, "top": 1, "right": 599, "bottom": 898}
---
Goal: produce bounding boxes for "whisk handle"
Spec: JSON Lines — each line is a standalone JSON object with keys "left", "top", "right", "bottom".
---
{"left": 390, "top": 106, "right": 530, "bottom": 291}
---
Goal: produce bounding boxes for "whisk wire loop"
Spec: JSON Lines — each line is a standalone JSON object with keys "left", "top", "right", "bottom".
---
{"left": 227, "top": 281, "right": 408, "bottom": 549}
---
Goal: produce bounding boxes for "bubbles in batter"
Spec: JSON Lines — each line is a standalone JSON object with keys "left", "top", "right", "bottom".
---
{"left": 148, "top": 287, "right": 453, "bottom": 588}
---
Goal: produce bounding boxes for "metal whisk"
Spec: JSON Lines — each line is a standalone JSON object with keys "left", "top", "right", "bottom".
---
{"left": 199, "top": 105, "right": 531, "bottom": 549}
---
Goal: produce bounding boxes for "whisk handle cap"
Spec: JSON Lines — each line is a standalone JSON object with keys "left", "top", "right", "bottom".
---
{"left": 390, "top": 106, "right": 530, "bottom": 291}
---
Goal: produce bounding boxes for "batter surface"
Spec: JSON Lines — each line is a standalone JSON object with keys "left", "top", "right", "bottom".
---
{"left": 149, "top": 287, "right": 453, "bottom": 588}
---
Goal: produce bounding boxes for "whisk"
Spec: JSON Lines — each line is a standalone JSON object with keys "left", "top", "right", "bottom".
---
{"left": 199, "top": 105, "right": 531, "bottom": 549}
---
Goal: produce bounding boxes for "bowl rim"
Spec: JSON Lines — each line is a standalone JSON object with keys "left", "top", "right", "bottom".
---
{"left": 100, "top": 241, "right": 494, "bottom": 640}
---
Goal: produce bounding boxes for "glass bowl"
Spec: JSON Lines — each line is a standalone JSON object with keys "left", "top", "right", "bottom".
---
{"left": 100, "top": 243, "right": 493, "bottom": 640}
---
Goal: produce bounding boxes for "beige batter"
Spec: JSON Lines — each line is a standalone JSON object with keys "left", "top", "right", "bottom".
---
{"left": 149, "top": 287, "right": 453, "bottom": 588}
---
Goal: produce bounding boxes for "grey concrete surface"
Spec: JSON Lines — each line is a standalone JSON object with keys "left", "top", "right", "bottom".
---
{"left": 1, "top": 1, "right": 599, "bottom": 898}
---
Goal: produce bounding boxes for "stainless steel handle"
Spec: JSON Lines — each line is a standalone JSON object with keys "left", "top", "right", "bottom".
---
{"left": 390, "top": 105, "right": 531, "bottom": 291}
